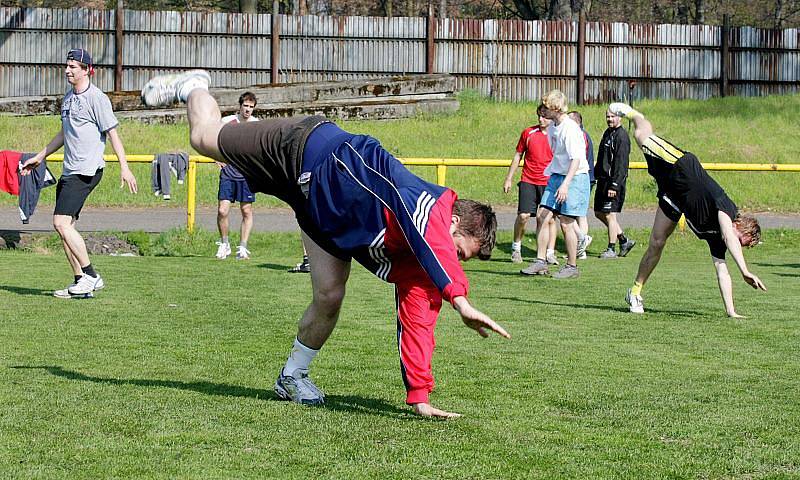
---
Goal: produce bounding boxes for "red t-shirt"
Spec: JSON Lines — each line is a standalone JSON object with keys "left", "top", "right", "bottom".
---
{"left": 515, "top": 126, "right": 552, "bottom": 186}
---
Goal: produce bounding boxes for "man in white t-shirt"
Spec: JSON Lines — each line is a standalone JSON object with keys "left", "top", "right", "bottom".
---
{"left": 215, "top": 92, "right": 259, "bottom": 260}
{"left": 521, "top": 90, "right": 590, "bottom": 279}
{"left": 22, "top": 48, "right": 138, "bottom": 298}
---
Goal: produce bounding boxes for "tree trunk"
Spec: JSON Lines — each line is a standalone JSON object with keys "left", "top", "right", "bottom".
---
{"left": 439, "top": 0, "right": 447, "bottom": 17}
{"left": 548, "top": 0, "right": 576, "bottom": 20}
{"left": 384, "top": 0, "right": 393, "bottom": 18}
{"left": 694, "top": 0, "right": 705, "bottom": 24}
{"left": 240, "top": 0, "right": 257, "bottom": 13}
{"left": 774, "top": 0, "right": 785, "bottom": 28}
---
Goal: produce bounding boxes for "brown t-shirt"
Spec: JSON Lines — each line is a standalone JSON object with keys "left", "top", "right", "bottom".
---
{"left": 217, "top": 115, "right": 328, "bottom": 211}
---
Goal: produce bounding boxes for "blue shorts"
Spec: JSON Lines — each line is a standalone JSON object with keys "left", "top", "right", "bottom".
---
{"left": 218, "top": 176, "right": 255, "bottom": 203}
{"left": 539, "top": 172, "right": 591, "bottom": 218}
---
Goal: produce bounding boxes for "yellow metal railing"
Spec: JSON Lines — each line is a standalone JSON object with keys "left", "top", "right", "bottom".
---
{"left": 45, "top": 154, "right": 800, "bottom": 233}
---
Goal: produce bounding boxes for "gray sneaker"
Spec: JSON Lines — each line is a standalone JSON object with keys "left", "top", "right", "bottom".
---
{"left": 511, "top": 250, "right": 523, "bottom": 264}
{"left": 619, "top": 239, "right": 637, "bottom": 257}
{"left": 141, "top": 69, "right": 211, "bottom": 107}
{"left": 599, "top": 249, "right": 618, "bottom": 259}
{"left": 545, "top": 252, "right": 559, "bottom": 265}
{"left": 552, "top": 264, "right": 580, "bottom": 279}
{"left": 274, "top": 368, "right": 325, "bottom": 405}
{"left": 520, "top": 259, "right": 549, "bottom": 276}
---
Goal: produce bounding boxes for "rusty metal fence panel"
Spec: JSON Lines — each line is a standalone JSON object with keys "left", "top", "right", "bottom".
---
{"left": 1, "top": 7, "right": 799, "bottom": 102}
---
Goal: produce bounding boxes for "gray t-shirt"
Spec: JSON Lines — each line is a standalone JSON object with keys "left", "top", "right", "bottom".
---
{"left": 60, "top": 83, "right": 118, "bottom": 176}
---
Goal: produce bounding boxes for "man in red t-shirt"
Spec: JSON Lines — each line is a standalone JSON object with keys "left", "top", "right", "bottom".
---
{"left": 503, "top": 105, "right": 558, "bottom": 264}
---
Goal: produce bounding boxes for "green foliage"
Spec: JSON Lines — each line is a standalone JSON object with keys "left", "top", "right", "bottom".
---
{"left": 1, "top": 228, "right": 798, "bottom": 477}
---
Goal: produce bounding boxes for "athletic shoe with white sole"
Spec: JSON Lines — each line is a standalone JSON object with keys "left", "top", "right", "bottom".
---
{"left": 546, "top": 251, "right": 559, "bottom": 265}
{"left": 599, "top": 249, "right": 618, "bottom": 259}
{"left": 141, "top": 69, "right": 211, "bottom": 107}
{"left": 215, "top": 242, "right": 231, "bottom": 259}
{"left": 54, "top": 283, "right": 93, "bottom": 299}
{"left": 619, "top": 239, "right": 637, "bottom": 257}
{"left": 236, "top": 245, "right": 251, "bottom": 260}
{"left": 577, "top": 234, "right": 593, "bottom": 258}
{"left": 511, "top": 249, "right": 523, "bottom": 264}
{"left": 609, "top": 102, "right": 636, "bottom": 118}
{"left": 68, "top": 274, "right": 104, "bottom": 295}
{"left": 274, "top": 368, "right": 325, "bottom": 406}
{"left": 520, "top": 258, "right": 549, "bottom": 276}
{"left": 288, "top": 258, "right": 311, "bottom": 273}
{"left": 552, "top": 264, "right": 580, "bottom": 279}
{"left": 626, "top": 288, "right": 645, "bottom": 314}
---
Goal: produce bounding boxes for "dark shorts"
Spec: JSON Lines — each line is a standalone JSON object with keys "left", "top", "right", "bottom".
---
{"left": 657, "top": 192, "right": 683, "bottom": 223}
{"left": 517, "top": 181, "right": 546, "bottom": 214}
{"left": 218, "top": 176, "right": 256, "bottom": 203}
{"left": 54, "top": 170, "right": 103, "bottom": 219}
{"left": 594, "top": 180, "right": 626, "bottom": 213}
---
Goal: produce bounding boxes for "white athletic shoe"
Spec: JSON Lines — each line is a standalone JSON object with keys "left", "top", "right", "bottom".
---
{"left": 546, "top": 251, "right": 559, "bottom": 266}
{"left": 274, "top": 368, "right": 325, "bottom": 406}
{"left": 236, "top": 245, "right": 251, "bottom": 260}
{"left": 626, "top": 288, "right": 645, "bottom": 314}
{"left": 577, "top": 234, "right": 593, "bottom": 258}
{"left": 215, "top": 242, "right": 231, "bottom": 259}
{"left": 609, "top": 102, "right": 636, "bottom": 119}
{"left": 511, "top": 249, "right": 523, "bottom": 264}
{"left": 68, "top": 274, "right": 104, "bottom": 295}
{"left": 141, "top": 69, "right": 211, "bottom": 107}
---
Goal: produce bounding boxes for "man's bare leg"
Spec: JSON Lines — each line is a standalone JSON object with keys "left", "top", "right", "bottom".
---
{"left": 633, "top": 207, "right": 677, "bottom": 287}
{"left": 54, "top": 214, "right": 90, "bottom": 274}
{"left": 186, "top": 89, "right": 225, "bottom": 161}
{"left": 559, "top": 215, "right": 578, "bottom": 266}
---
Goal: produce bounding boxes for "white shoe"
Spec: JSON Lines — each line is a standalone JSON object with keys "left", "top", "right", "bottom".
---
{"left": 577, "top": 234, "right": 593, "bottom": 257}
{"left": 236, "top": 245, "right": 251, "bottom": 260}
{"left": 215, "top": 242, "right": 231, "bottom": 259}
{"left": 68, "top": 274, "right": 104, "bottom": 295}
{"left": 546, "top": 252, "right": 559, "bottom": 265}
{"left": 141, "top": 69, "right": 211, "bottom": 107}
{"left": 609, "top": 102, "right": 636, "bottom": 119}
{"left": 511, "top": 249, "right": 523, "bottom": 264}
{"left": 626, "top": 288, "right": 644, "bottom": 314}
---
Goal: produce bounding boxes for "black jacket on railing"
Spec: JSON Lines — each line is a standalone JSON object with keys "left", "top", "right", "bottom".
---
{"left": 594, "top": 125, "right": 631, "bottom": 191}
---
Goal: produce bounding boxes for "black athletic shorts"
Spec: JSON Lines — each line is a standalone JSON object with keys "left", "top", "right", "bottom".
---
{"left": 593, "top": 180, "right": 626, "bottom": 213}
{"left": 54, "top": 169, "right": 103, "bottom": 219}
{"left": 657, "top": 192, "right": 683, "bottom": 223}
{"left": 517, "top": 181, "right": 546, "bottom": 214}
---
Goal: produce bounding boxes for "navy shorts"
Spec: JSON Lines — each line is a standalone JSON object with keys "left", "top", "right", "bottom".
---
{"left": 54, "top": 169, "right": 103, "bottom": 219}
{"left": 218, "top": 176, "right": 256, "bottom": 203}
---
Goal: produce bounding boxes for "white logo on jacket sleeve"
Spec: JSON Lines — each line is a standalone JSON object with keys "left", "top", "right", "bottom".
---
{"left": 369, "top": 229, "right": 391, "bottom": 281}
{"left": 412, "top": 192, "right": 435, "bottom": 235}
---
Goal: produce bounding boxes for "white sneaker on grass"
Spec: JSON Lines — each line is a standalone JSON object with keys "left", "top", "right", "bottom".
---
{"left": 577, "top": 234, "right": 593, "bottom": 258}
{"left": 236, "top": 245, "right": 251, "bottom": 260}
{"left": 68, "top": 274, "right": 104, "bottom": 295}
{"left": 141, "top": 70, "right": 211, "bottom": 107}
{"left": 274, "top": 368, "right": 325, "bottom": 406}
{"left": 511, "top": 249, "right": 523, "bottom": 264}
{"left": 215, "top": 242, "right": 231, "bottom": 259}
{"left": 546, "top": 251, "right": 559, "bottom": 265}
{"left": 626, "top": 288, "right": 645, "bottom": 314}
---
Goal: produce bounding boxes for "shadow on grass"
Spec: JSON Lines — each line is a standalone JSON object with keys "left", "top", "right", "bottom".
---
{"left": 774, "top": 272, "right": 800, "bottom": 278}
{"left": 11, "top": 365, "right": 412, "bottom": 418}
{"left": 0, "top": 285, "right": 52, "bottom": 296}
{"left": 256, "top": 263, "right": 293, "bottom": 271}
{"left": 753, "top": 262, "right": 800, "bottom": 269}
{"left": 494, "top": 295, "right": 706, "bottom": 317}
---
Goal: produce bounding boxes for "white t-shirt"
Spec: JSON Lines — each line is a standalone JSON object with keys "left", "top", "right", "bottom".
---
{"left": 544, "top": 116, "right": 589, "bottom": 176}
{"left": 221, "top": 114, "right": 259, "bottom": 125}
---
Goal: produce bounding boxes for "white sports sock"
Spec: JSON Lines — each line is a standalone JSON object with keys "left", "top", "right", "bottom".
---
{"left": 511, "top": 241, "right": 521, "bottom": 251}
{"left": 283, "top": 337, "right": 319, "bottom": 377}
{"left": 177, "top": 78, "right": 209, "bottom": 103}
{"left": 546, "top": 248, "right": 555, "bottom": 256}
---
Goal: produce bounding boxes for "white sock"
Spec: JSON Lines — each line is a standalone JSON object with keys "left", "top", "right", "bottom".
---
{"left": 511, "top": 241, "right": 521, "bottom": 251}
{"left": 546, "top": 248, "right": 555, "bottom": 257}
{"left": 177, "top": 78, "right": 209, "bottom": 103}
{"left": 283, "top": 337, "right": 319, "bottom": 377}
{"left": 221, "top": 236, "right": 229, "bottom": 245}
{"left": 576, "top": 230, "right": 586, "bottom": 243}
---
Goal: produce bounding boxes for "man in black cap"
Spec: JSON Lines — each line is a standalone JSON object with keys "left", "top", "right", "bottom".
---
{"left": 22, "top": 48, "right": 138, "bottom": 298}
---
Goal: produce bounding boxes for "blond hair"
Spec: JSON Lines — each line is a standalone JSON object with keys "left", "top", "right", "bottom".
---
{"left": 541, "top": 89, "right": 569, "bottom": 113}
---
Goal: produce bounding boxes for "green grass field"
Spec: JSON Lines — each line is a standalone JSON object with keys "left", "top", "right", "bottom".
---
{"left": 2, "top": 228, "right": 799, "bottom": 478}
{"left": 2, "top": 92, "right": 799, "bottom": 212}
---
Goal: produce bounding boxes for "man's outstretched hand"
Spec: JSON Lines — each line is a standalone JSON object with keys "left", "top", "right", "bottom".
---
{"left": 453, "top": 296, "right": 510, "bottom": 339}
{"left": 413, "top": 402, "right": 461, "bottom": 419}
{"left": 742, "top": 271, "right": 766, "bottom": 291}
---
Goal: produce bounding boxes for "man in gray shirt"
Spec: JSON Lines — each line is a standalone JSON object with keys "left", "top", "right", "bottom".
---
{"left": 22, "top": 48, "right": 138, "bottom": 298}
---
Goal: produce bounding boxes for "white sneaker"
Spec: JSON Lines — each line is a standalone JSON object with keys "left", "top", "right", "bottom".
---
{"left": 609, "top": 102, "right": 635, "bottom": 119}
{"left": 68, "top": 274, "right": 104, "bottom": 295}
{"left": 626, "top": 288, "right": 644, "bottom": 314}
{"left": 236, "top": 245, "right": 251, "bottom": 260}
{"left": 546, "top": 251, "right": 559, "bottom": 265}
{"left": 511, "top": 249, "right": 523, "bottom": 264}
{"left": 141, "top": 69, "right": 211, "bottom": 107}
{"left": 577, "top": 234, "right": 593, "bottom": 257}
{"left": 215, "top": 242, "right": 231, "bottom": 259}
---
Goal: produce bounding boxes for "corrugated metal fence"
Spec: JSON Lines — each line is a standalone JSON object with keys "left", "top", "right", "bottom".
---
{"left": 1, "top": 7, "right": 798, "bottom": 102}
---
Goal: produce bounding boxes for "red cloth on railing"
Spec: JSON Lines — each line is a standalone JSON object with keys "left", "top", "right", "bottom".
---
{"left": 0, "top": 150, "right": 22, "bottom": 196}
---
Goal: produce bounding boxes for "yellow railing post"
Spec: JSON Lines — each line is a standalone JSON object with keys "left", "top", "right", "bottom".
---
{"left": 436, "top": 164, "right": 447, "bottom": 186}
{"left": 187, "top": 159, "right": 197, "bottom": 233}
